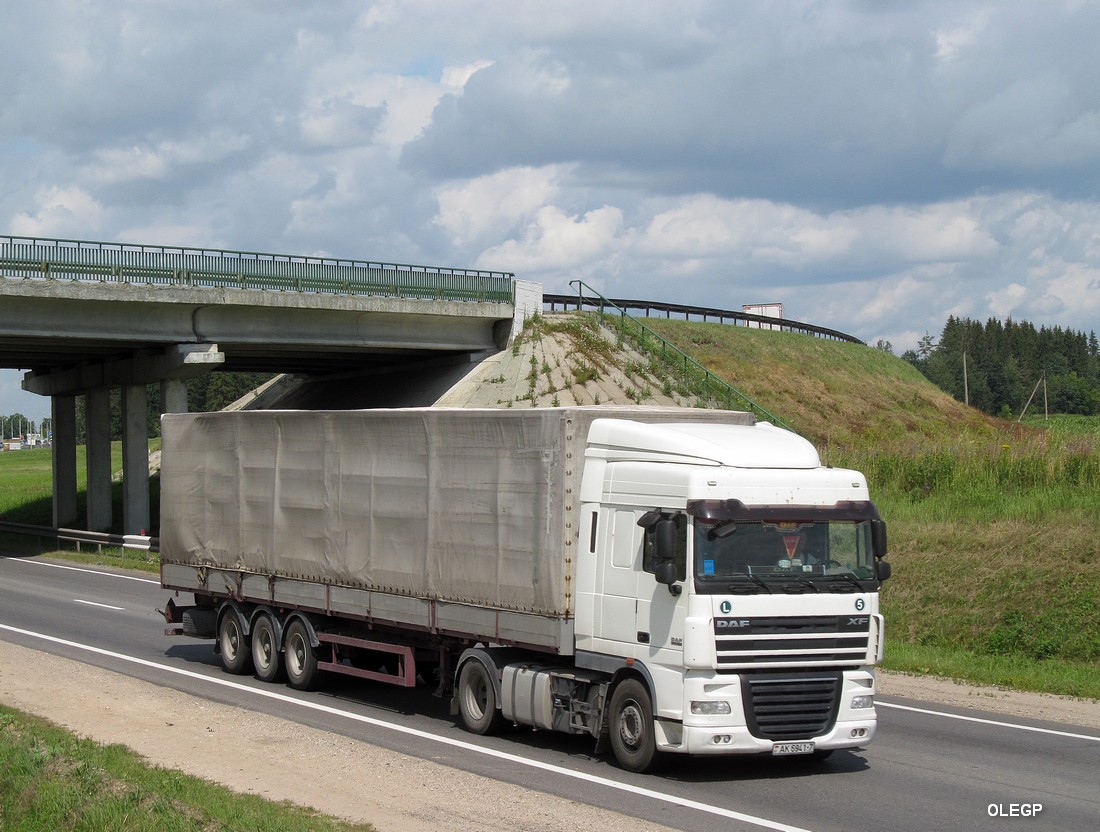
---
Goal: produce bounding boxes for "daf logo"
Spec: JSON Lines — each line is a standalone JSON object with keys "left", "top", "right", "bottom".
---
{"left": 716, "top": 619, "right": 751, "bottom": 629}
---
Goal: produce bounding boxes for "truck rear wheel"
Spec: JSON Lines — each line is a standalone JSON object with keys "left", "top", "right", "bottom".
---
{"left": 217, "top": 608, "right": 252, "bottom": 675}
{"left": 456, "top": 659, "right": 506, "bottom": 735}
{"left": 251, "top": 614, "right": 284, "bottom": 683}
{"left": 609, "top": 679, "right": 662, "bottom": 773}
{"left": 284, "top": 620, "right": 319, "bottom": 691}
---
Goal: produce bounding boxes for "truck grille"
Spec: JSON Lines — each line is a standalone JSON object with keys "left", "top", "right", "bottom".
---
{"left": 741, "top": 672, "right": 842, "bottom": 740}
{"left": 714, "top": 615, "right": 870, "bottom": 669}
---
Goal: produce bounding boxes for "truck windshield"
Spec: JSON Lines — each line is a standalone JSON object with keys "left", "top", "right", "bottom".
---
{"left": 693, "top": 518, "right": 878, "bottom": 593}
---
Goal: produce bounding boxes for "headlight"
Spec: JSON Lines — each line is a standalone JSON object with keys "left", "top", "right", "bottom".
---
{"left": 850, "top": 695, "right": 874, "bottom": 710}
{"left": 690, "top": 700, "right": 732, "bottom": 715}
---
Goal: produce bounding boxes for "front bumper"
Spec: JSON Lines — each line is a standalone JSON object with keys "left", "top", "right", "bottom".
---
{"left": 654, "top": 668, "right": 878, "bottom": 756}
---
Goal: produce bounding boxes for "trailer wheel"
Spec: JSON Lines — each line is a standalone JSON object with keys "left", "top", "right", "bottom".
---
{"left": 217, "top": 609, "right": 252, "bottom": 675}
{"left": 609, "top": 679, "right": 662, "bottom": 773}
{"left": 456, "top": 660, "right": 506, "bottom": 735}
{"left": 251, "top": 614, "right": 284, "bottom": 683}
{"left": 284, "top": 620, "right": 319, "bottom": 691}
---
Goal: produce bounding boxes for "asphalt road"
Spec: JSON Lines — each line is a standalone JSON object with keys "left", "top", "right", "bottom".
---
{"left": 1, "top": 553, "right": 1097, "bottom": 832}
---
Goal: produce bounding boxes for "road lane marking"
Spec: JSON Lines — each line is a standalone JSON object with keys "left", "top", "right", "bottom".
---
{"left": 3, "top": 558, "right": 159, "bottom": 584}
{"left": 877, "top": 701, "right": 1100, "bottom": 743}
{"left": 0, "top": 622, "right": 814, "bottom": 832}
{"left": 73, "top": 599, "right": 125, "bottom": 611}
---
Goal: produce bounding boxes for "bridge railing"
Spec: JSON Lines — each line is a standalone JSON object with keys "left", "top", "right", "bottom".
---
{"left": 0, "top": 235, "right": 515, "bottom": 304}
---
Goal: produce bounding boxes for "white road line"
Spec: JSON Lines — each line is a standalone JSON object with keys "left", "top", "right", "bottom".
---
{"left": 2, "top": 557, "right": 159, "bottom": 584}
{"left": 0, "top": 622, "right": 813, "bottom": 832}
{"left": 877, "top": 701, "right": 1100, "bottom": 742}
{"left": 73, "top": 599, "right": 125, "bottom": 611}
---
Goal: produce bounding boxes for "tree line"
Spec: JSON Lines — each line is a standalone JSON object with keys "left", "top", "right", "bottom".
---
{"left": 899, "top": 317, "right": 1100, "bottom": 418}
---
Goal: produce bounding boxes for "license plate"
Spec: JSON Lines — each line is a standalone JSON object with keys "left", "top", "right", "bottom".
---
{"left": 772, "top": 741, "right": 815, "bottom": 756}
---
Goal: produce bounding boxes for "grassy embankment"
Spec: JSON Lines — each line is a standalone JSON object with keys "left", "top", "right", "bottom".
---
{"left": 0, "top": 705, "right": 375, "bottom": 832}
{"left": 642, "top": 317, "right": 1100, "bottom": 699}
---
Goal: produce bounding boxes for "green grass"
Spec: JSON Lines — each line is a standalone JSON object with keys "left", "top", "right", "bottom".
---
{"left": 882, "top": 642, "right": 1100, "bottom": 700}
{"left": 0, "top": 705, "right": 376, "bottom": 832}
{"left": 0, "top": 441, "right": 160, "bottom": 532}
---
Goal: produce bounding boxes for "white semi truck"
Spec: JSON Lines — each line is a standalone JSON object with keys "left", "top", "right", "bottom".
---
{"left": 159, "top": 406, "right": 890, "bottom": 772}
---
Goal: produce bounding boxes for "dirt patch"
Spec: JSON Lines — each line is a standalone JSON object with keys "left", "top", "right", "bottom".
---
{"left": 0, "top": 641, "right": 1096, "bottom": 832}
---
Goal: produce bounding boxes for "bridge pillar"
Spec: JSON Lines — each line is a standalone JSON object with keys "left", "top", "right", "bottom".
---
{"left": 121, "top": 385, "right": 150, "bottom": 535}
{"left": 85, "top": 387, "right": 113, "bottom": 532}
{"left": 51, "top": 395, "right": 78, "bottom": 529}
{"left": 160, "top": 378, "right": 188, "bottom": 414}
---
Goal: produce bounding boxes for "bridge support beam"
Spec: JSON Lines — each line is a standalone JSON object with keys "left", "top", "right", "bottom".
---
{"left": 85, "top": 387, "right": 113, "bottom": 532}
{"left": 51, "top": 395, "right": 78, "bottom": 529}
{"left": 121, "top": 385, "right": 150, "bottom": 536}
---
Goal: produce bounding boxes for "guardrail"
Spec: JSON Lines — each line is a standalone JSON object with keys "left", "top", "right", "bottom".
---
{"left": 563, "top": 280, "right": 792, "bottom": 430}
{"left": 544, "top": 293, "right": 864, "bottom": 344}
{"left": 1, "top": 235, "right": 515, "bottom": 304}
{"left": 0, "top": 520, "right": 158, "bottom": 555}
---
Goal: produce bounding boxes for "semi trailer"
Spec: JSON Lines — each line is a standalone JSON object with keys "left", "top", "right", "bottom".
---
{"left": 159, "top": 406, "right": 890, "bottom": 772}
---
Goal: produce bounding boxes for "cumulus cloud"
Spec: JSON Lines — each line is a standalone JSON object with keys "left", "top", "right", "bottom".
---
{"left": 477, "top": 204, "right": 624, "bottom": 275}
{"left": 433, "top": 165, "right": 569, "bottom": 245}
{"left": 10, "top": 186, "right": 106, "bottom": 237}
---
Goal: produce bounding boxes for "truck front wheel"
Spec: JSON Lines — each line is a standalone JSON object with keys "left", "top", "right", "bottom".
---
{"left": 456, "top": 660, "right": 506, "bottom": 735}
{"left": 217, "top": 609, "right": 252, "bottom": 675}
{"left": 609, "top": 679, "right": 662, "bottom": 773}
{"left": 284, "top": 620, "right": 319, "bottom": 691}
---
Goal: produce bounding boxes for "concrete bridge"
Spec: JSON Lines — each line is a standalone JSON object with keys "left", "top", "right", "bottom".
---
{"left": 0, "top": 236, "right": 525, "bottom": 535}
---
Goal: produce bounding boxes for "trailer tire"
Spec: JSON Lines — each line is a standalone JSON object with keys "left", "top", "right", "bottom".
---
{"left": 217, "top": 609, "right": 252, "bottom": 675}
{"left": 251, "top": 614, "right": 284, "bottom": 683}
{"left": 284, "top": 620, "right": 319, "bottom": 691}
{"left": 456, "top": 660, "right": 506, "bottom": 735}
{"left": 609, "top": 679, "right": 662, "bottom": 773}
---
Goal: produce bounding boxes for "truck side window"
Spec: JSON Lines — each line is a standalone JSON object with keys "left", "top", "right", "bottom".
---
{"left": 642, "top": 513, "right": 687, "bottom": 582}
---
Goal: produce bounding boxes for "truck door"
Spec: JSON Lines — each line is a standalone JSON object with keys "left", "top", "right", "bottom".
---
{"left": 637, "top": 513, "right": 687, "bottom": 660}
{"left": 596, "top": 509, "right": 643, "bottom": 648}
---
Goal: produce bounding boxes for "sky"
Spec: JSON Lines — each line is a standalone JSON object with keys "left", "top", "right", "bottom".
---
{"left": 3, "top": 0, "right": 1100, "bottom": 418}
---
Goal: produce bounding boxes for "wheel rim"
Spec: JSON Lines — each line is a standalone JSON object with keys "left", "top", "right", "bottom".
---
{"left": 287, "top": 632, "right": 305, "bottom": 677}
{"left": 255, "top": 625, "right": 274, "bottom": 670}
{"left": 222, "top": 619, "right": 241, "bottom": 661}
{"left": 618, "top": 701, "right": 645, "bottom": 750}
{"left": 464, "top": 670, "right": 488, "bottom": 719}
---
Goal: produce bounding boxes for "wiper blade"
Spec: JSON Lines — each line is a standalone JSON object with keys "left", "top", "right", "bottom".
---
{"left": 727, "top": 575, "right": 772, "bottom": 594}
{"left": 822, "top": 572, "right": 867, "bottom": 592}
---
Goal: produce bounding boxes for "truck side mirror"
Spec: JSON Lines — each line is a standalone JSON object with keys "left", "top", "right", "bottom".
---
{"left": 871, "top": 519, "right": 888, "bottom": 559}
{"left": 655, "top": 517, "right": 677, "bottom": 561}
{"left": 655, "top": 560, "right": 678, "bottom": 586}
{"left": 875, "top": 559, "right": 892, "bottom": 582}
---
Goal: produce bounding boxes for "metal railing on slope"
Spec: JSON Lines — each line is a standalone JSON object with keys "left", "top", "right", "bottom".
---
{"left": 543, "top": 293, "right": 864, "bottom": 344}
{"left": 565, "top": 280, "right": 792, "bottom": 430}
{"left": 0, "top": 235, "right": 515, "bottom": 304}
